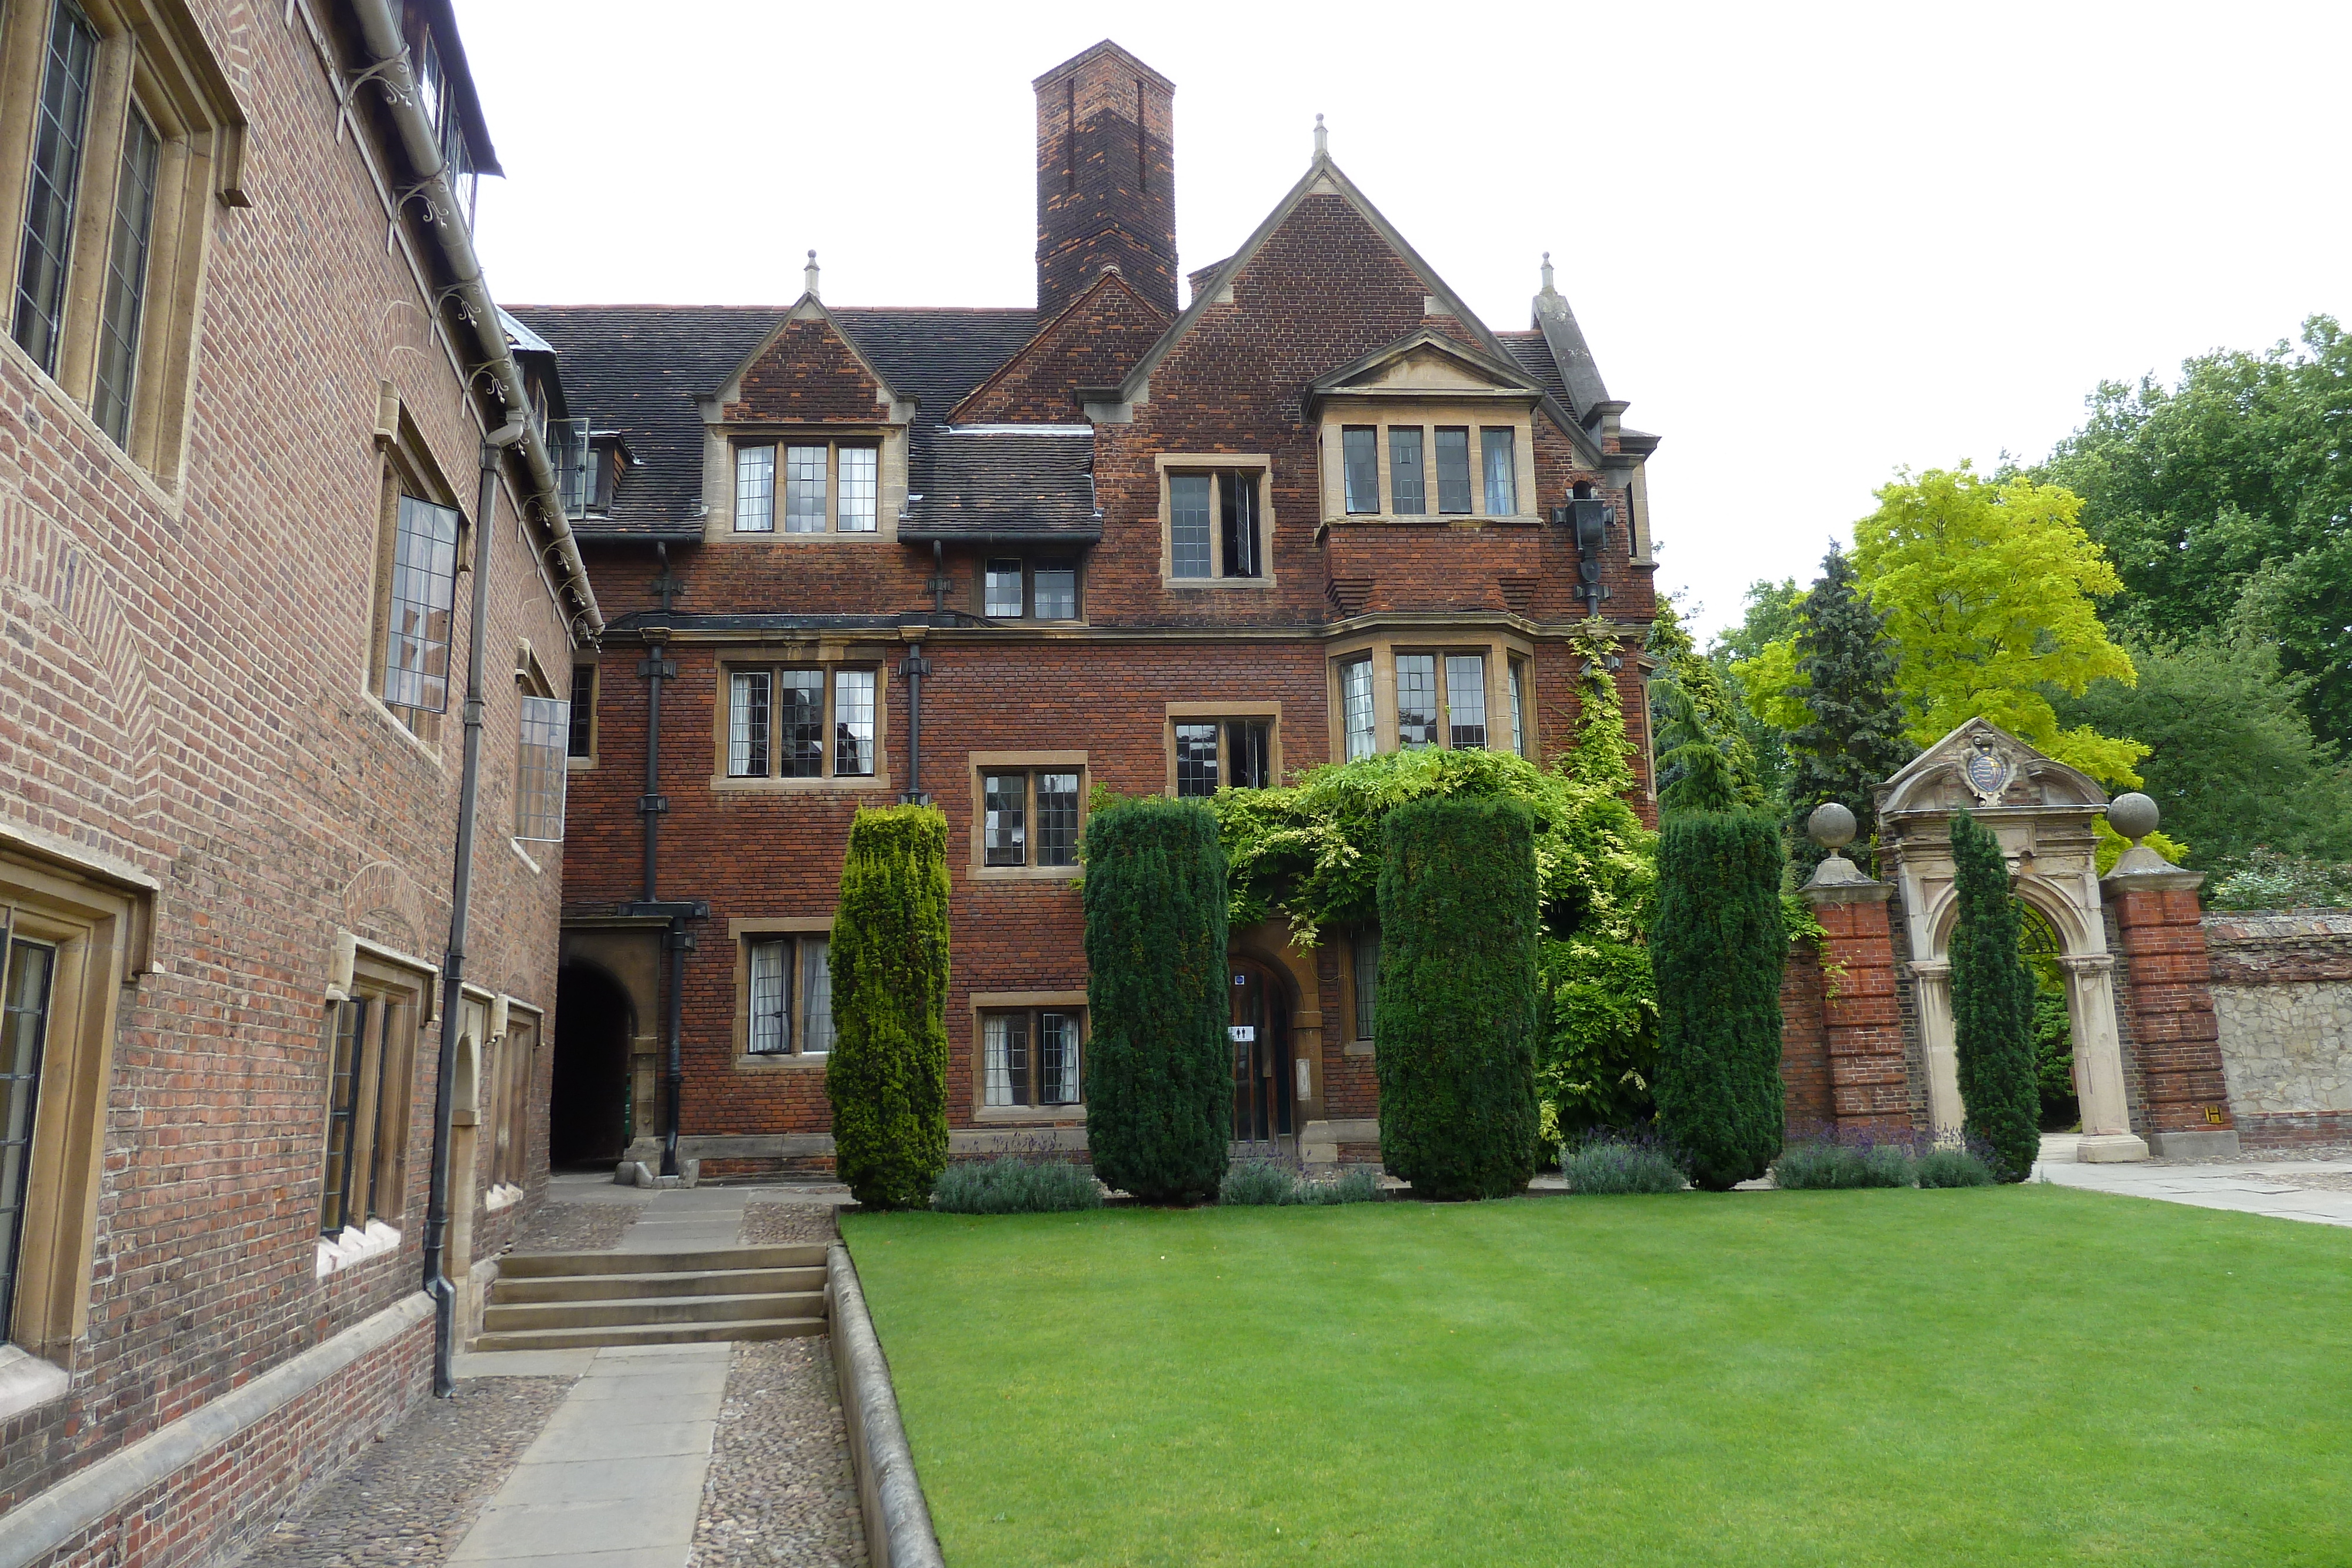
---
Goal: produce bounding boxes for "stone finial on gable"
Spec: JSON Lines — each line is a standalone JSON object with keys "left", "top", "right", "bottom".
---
{"left": 1314, "top": 113, "right": 1327, "bottom": 158}
{"left": 804, "top": 250, "right": 821, "bottom": 300}
{"left": 1540, "top": 251, "right": 1556, "bottom": 296}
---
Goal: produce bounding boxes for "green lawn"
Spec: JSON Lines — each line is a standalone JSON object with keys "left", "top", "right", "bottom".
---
{"left": 844, "top": 1187, "right": 2350, "bottom": 1567}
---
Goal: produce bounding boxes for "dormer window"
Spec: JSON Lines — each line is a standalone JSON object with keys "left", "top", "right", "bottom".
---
{"left": 734, "top": 440, "right": 878, "bottom": 533}
{"left": 980, "top": 557, "right": 1081, "bottom": 620}
{"left": 1311, "top": 332, "right": 1544, "bottom": 526}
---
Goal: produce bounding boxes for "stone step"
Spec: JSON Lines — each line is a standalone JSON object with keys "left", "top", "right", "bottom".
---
{"left": 482, "top": 1290, "right": 826, "bottom": 1333}
{"left": 497, "top": 1243, "right": 826, "bottom": 1278}
{"left": 470, "top": 1316, "right": 824, "bottom": 1352}
{"left": 490, "top": 1266, "right": 826, "bottom": 1305}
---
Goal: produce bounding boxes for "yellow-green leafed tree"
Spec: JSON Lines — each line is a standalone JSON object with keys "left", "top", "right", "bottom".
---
{"left": 1742, "top": 466, "right": 2149, "bottom": 788}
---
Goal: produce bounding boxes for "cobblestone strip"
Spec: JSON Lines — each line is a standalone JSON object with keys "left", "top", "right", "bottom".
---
{"left": 512, "top": 1199, "right": 639, "bottom": 1253}
{"left": 225, "top": 1378, "right": 573, "bottom": 1568}
{"left": 690, "top": 1340, "right": 866, "bottom": 1568}
{"left": 740, "top": 1201, "right": 842, "bottom": 1245}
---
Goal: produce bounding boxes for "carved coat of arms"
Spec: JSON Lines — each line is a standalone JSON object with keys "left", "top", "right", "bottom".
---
{"left": 1960, "top": 736, "right": 2016, "bottom": 804}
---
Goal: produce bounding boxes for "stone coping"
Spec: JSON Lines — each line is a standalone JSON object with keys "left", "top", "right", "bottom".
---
{"left": 828, "top": 1242, "right": 943, "bottom": 1568}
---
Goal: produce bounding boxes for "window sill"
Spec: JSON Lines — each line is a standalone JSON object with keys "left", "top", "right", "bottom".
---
{"left": 363, "top": 694, "right": 446, "bottom": 768}
{"left": 1343, "top": 1039, "right": 1376, "bottom": 1058}
{"left": 509, "top": 838, "right": 546, "bottom": 875}
{"left": 719, "top": 529, "right": 894, "bottom": 544}
{"left": 733, "top": 1051, "right": 830, "bottom": 1071}
{"left": 1325, "top": 513, "right": 1542, "bottom": 528}
{"left": 0, "top": 1344, "right": 72, "bottom": 1425}
{"left": 483, "top": 1182, "right": 524, "bottom": 1213}
{"left": 315, "top": 1219, "right": 402, "bottom": 1278}
{"left": 567, "top": 755, "right": 597, "bottom": 772}
{"left": 969, "top": 864, "right": 1081, "bottom": 883}
{"left": 1162, "top": 575, "right": 1277, "bottom": 590}
{"left": 971, "top": 1105, "right": 1088, "bottom": 1124}
{"left": 710, "top": 773, "right": 892, "bottom": 794}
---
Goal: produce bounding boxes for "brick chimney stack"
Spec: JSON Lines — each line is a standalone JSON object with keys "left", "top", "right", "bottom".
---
{"left": 1033, "top": 41, "right": 1177, "bottom": 319}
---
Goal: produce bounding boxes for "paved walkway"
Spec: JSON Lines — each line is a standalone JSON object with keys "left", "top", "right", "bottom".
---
{"left": 2036, "top": 1155, "right": 2352, "bottom": 1228}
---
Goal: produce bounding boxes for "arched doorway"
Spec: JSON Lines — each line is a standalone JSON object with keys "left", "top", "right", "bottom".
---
{"left": 2016, "top": 901, "right": 2079, "bottom": 1132}
{"left": 552, "top": 962, "right": 634, "bottom": 1167}
{"left": 1229, "top": 959, "right": 1294, "bottom": 1152}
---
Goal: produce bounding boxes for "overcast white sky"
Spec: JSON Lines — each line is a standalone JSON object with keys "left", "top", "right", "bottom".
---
{"left": 458, "top": 1, "right": 2351, "bottom": 641}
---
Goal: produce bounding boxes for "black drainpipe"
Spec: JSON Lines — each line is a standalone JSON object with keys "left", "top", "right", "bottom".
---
{"left": 899, "top": 640, "right": 930, "bottom": 805}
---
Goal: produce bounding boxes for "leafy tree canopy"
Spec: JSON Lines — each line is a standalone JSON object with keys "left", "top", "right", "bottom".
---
{"left": 1782, "top": 544, "right": 1915, "bottom": 874}
{"left": 1646, "top": 596, "right": 1767, "bottom": 811}
{"left": 2034, "top": 316, "right": 2352, "bottom": 751}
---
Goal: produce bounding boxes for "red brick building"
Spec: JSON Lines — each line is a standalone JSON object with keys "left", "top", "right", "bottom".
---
{"left": 0, "top": 3, "right": 596, "bottom": 1563}
{"left": 520, "top": 40, "right": 1663, "bottom": 1178}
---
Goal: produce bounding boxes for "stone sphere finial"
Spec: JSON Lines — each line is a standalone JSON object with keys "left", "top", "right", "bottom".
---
{"left": 2109, "top": 792, "right": 2159, "bottom": 842}
{"left": 1808, "top": 801, "right": 1856, "bottom": 850}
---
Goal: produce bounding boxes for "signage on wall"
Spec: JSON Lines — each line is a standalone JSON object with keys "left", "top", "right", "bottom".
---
{"left": 1229, "top": 1026, "right": 1255, "bottom": 1042}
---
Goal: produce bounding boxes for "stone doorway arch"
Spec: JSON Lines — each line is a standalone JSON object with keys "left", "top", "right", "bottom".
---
{"left": 1873, "top": 718, "right": 2148, "bottom": 1162}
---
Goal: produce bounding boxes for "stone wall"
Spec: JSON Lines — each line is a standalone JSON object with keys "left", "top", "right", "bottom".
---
{"left": 2204, "top": 911, "right": 2352, "bottom": 1146}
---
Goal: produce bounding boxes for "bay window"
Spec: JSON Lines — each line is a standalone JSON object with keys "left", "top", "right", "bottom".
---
{"left": 1482, "top": 428, "right": 1517, "bottom": 515}
{"left": 1435, "top": 427, "right": 1473, "bottom": 514}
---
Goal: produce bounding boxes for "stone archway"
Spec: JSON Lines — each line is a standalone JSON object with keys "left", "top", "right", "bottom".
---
{"left": 1873, "top": 718, "right": 2149, "bottom": 1162}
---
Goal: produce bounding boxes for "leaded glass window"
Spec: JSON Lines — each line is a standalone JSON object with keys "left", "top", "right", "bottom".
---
{"left": 2, "top": 937, "right": 56, "bottom": 1342}
{"left": 833, "top": 669, "right": 875, "bottom": 775}
{"left": 1170, "top": 474, "right": 1212, "bottom": 578}
{"left": 1389, "top": 426, "right": 1426, "bottom": 514}
{"left": 983, "top": 1012, "right": 1028, "bottom": 1106}
{"left": 783, "top": 445, "right": 828, "bottom": 532}
{"left": 320, "top": 998, "right": 366, "bottom": 1235}
{"left": 1033, "top": 561, "right": 1077, "bottom": 620}
{"left": 734, "top": 444, "right": 775, "bottom": 532}
{"left": 1039, "top": 1012, "right": 1081, "bottom": 1105}
{"left": 985, "top": 558, "right": 1024, "bottom": 617}
{"left": 837, "top": 446, "right": 878, "bottom": 531}
{"left": 11, "top": 1, "right": 99, "bottom": 374}
{"left": 1036, "top": 773, "right": 1081, "bottom": 866}
{"left": 1435, "top": 428, "right": 1472, "bottom": 513}
{"left": 746, "top": 933, "right": 831, "bottom": 1057}
{"left": 93, "top": 109, "right": 161, "bottom": 447}
{"left": 1395, "top": 654, "right": 1439, "bottom": 748}
{"left": 1446, "top": 654, "right": 1488, "bottom": 750}
{"left": 984, "top": 1007, "right": 1087, "bottom": 1109}
{"left": 1482, "top": 428, "right": 1517, "bottom": 514}
{"left": 383, "top": 496, "right": 460, "bottom": 713}
{"left": 1343, "top": 427, "right": 1379, "bottom": 513}
{"left": 1220, "top": 472, "right": 1259, "bottom": 577}
{"left": 728, "top": 671, "right": 771, "bottom": 777}
{"left": 567, "top": 665, "right": 596, "bottom": 758}
{"left": 779, "top": 671, "right": 824, "bottom": 777}
{"left": 749, "top": 939, "right": 789, "bottom": 1054}
{"left": 983, "top": 773, "right": 1026, "bottom": 866}
{"left": 1174, "top": 723, "right": 1219, "bottom": 798}
{"left": 1509, "top": 658, "right": 1529, "bottom": 758}
{"left": 1351, "top": 929, "right": 1378, "bottom": 1042}
{"left": 1342, "top": 658, "right": 1376, "bottom": 761}
{"left": 799, "top": 938, "right": 833, "bottom": 1054}
{"left": 516, "top": 695, "right": 571, "bottom": 841}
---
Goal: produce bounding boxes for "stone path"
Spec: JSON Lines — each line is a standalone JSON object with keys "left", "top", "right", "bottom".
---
{"left": 2035, "top": 1154, "right": 2352, "bottom": 1228}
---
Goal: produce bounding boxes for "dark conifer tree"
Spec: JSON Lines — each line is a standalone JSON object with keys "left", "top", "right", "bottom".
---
{"left": 1787, "top": 544, "right": 1914, "bottom": 876}
{"left": 1947, "top": 813, "right": 2042, "bottom": 1182}
{"left": 1651, "top": 810, "right": 1786, "bottom": 1189}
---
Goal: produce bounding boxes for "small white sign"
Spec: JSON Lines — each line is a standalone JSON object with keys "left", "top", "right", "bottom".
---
{"left": 1296, "top": 1058, "right": 1312, "bottom": 1098}
{"left": 1229, "top": 1025, "right": 1255, "bottom": 1043}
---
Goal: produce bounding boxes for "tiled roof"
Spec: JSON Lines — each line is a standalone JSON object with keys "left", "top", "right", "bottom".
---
{"left": 901, "top": 428, "right": 1099, "bottom": 542}
{"left": 1495, "top": 330, "right": 1570, "bottom": 406}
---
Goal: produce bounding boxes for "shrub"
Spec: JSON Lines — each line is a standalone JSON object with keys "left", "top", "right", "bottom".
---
{"left": 1294, "top": 1165, "right": 1385, "bottom": 1205}
{"left": 1560, "top": 1131, "right": 1687, "bottom": 1195}
{"left": 825, "top": 805, "right": 951, "bottom": 1211}
{"left": 1948, "top": 814, "right": 2041, "bottom": 1182}
{"left": 1916, "top": 1146, "right": 1998, "bottom": 1188}
{"left": 2207, "top": 847, "right": 2352, "bottom": 911}
{"left": 1772, "top": 1134, "right": 1916, "bottom": 1190}
{"left": 1220, "top": 1161, "right": 1299, "bottom": 1206}
{"left": 930, "top": 1157, "right": 1103, "bottom": 1215}
{"left": 1375, "top": 796, "right": 1543, "bottom": 1200}
{"left": 1082, "top": 796, "right": 1231, "bottom": 1205}
{"left": 1651, "top": 811, "right": 1788, "bottom": 1190}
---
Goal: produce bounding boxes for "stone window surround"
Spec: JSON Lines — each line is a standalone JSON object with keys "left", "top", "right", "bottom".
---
{"left": 1153, "top": 452, "right": 1277, "bottom": 591}
{"left": 1162, "top": 701, "right": 1282, "bottom": 798}
{"left": 973, "top": 551, "right": 1086, "bottom": 623}
{"left": 726, "top": 915, "right": 834, "bottom": 1071}
{"left": 968, "top": 989, "right": 1089, "bottom": 1123}
{"left": 966, "top": 751, "right": 1088, "bottom": 882}
{"left": 709, "top": 645, "right": 894, "bottom": 794}
{"left": 364, "top": 394, "right": 468, "bottom": 757}
{"left": 1325, "top": 630, "right": 1534, "bottom": 763}
{"left": 0, "top": 0, "right": 247, "bottom": 486}
{"left": 0, "top": 827, "right": 152, "bottom": 1416}
{"left": 709, "top": 426, "right": 904, "bottom": 544}
{"left": 1341, "top": 928, "right": 1377, "bottom": 1055}
{"left": 313, "top": 946, "right": 433, "bottom": 1278}
{"left": 1315, "top": 400, "right": 1539, "bottom": 527}
{"left": 567, "top": 658, "right": 599, "bottom": 771}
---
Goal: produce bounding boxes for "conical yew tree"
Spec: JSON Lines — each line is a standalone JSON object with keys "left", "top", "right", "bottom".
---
{"left": 1947, "top": 811, "right": 2040, "bottom": 1181}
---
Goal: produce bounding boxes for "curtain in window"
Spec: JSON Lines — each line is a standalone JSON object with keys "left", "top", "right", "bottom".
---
{"left": 1481, "top": 429, "right": 1517, "bottom": 514}
{"left": 800, "top": 938, "right": 833, "bottom": 1054}
{"left": 837, "top": 447, "right": 878, "bottom": 531}
{"left": 833, "top": 670, "right": 875, "bottom": 775}
{"left": 1342, "top": 428, "right": 1379, "bottom": 513}
{"left": 984, "top": 1014, "right": 1028, "bottom": 1106}
{"left": 1395, "top": 655, "right": 1438, "bottom": 748}
{"left": 728, "top": 671, "right": 771, "bottom": 777}
{"left": 1446, "top": 655, "right": 1488, "bottom": 750}
{"left": 734, "top": 445, "right": 776, "bottom": 532}
{"left": 1170, "top": 475, "right": 1212, "bottom": 577}
{"left": 1342, "top": 660, "right": 1377, "bottom": 760}
{"left": 1509, "top": 659, "right": 1528, "bottom": 758}
{"left": 784, "top": 446, "right": 828, "bottom": 531}
{"left": 749, "top": 940, "right": 789, "bottom": 1054}
{"left": 1389, "top": 427, "right": 1425, "bottom": 514}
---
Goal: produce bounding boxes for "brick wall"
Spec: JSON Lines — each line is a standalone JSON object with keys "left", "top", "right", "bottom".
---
{"left": 2203, "top": 910, "right": 2352, "bottom": 1147}
{"left": 1780, "top": 942, "right": 1830, "bottom": 1131}
{"left": 2106, "top": 883, "right": 2232, "bottom": 1134}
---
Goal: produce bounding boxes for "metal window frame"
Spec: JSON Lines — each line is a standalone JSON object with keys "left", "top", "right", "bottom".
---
{"left": 1341, "top": 426, "right": 1379, "bottom": 514}
{"left": 382, "top": 494, "right": 462, "bottom": 714}
{"left": 92, "top": 105, "right": 162, "bottom": 446}
{"left": 11, "top": 0, "right": 100, "bottom": 375}
{"left": 1434, "top": 427, "right": 1473, "bottom": 514}
{"left": 0, "top": 924, "right": 55, "bottom": 1342}
{"left": 515, "top": 694, "right": 571, "bottom": 841}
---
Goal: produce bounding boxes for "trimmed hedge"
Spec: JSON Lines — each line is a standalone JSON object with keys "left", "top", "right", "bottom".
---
{"left": 1949, "top": 813, "right": 2041, "bottom": 1182}
{"left": 1082, "top": 795, "right": 1231, "bottom": 1203}
{"left": 1374, "top": 795, "right": 1542, "bottom": 1200}
{"left": 1651, "top": 811, "right": 1787, "bottom": 1191}
{"left": 825, "top": 805, "right": 952, "bottom": 1210}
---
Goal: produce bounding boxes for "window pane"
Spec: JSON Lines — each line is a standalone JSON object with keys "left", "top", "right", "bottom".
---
{"left": 749, "top": 940, "right": 790, "bottom": 1054}
{"left": 1342, "top": 659, "right": 1376, "bottom": 761}
{"left": 1174, "top": 723, "right": 1219, "bottom": 798}
{"left": 1227, "top": 721, "right": 1270, "bottom": 790}
{"left": 984, "top": 773, "right": 1027, "bottom": 865}
{"left": 320, "top": 998, "right": 364, "bottom": 1235}
{"left": 1389, "top": 427, "right": 1425, "bottom": 514}
{"left": 1435, "top": 429, "right": 1472, "bottom": 513}
{"left": 734, "top": 445, "right": 775, "bottom": 532}
{"left": 1352, "top": 931, "right": 1378, "bottom": 1042}
{"left": 516, "top": 694, "right": 572, "bottom": 841}
{"left": 365, "top": 1002, "right": 401, "bottom": 1219}
{"left": 779, "top": 670, "right": 824, "bottom": 777}
{"left": 1482, "top": 429, "right": 1517, "bottom": 514}
{"left": 567, "top": 665, "right": 596, "bottom": 758}
{"left": 1343, "top": 427, "right": 1379, "bottom": 513}
{"left": 1040, "top": 1012, "right": 1081, "bottom": 1105}
{"left": 11, "top": 1, "right": 99, "bottom": 373}
{"left": 1395, "top": 654, "right": 1438, "bottom": 748}
{"left": 1446, "top": 654, "right": 1488, "bottom": 750}
{"left": 837, "top": 446, "right": 877, "bottom": 531}
{"left": 727, "top": 670, "right": 771, "bottom": 777}
{"left": 1033, "top": 562, "right": 1077, "bottom": 620}
{"left": 784, "top": 445, "right": 828, "bottom": 532}
{"left": 93, "top": 109, "right": 162, "bottom": 446}
{"left": 984, "top": 1013, "right": 1029, "bottom": 1107}
{"left": 833, "top": 669, "right": 875, "bottom": 775}
{"left": 1037, "top": 772, "right": 1081, "bottom": 867}
{"left": 1170, "top": 474, "right": 1212, "bottom": 578}
{"left": 384, "top": 496, "right": 461, "bottom": 713}
{"left": 2, "top": 940, "right": 56, "bottom": 1339}
{"left": 1220, "top": 472, "right": 1260, "bottom": 577}
{"left": 800, "top": 938, "right": 833, "bottom": 1054}
{"left": 1509, "top": 659, "right": 1528, "bottom": 758}
{"left": 985, "top": 558, "right": 1024, "bottom": 618}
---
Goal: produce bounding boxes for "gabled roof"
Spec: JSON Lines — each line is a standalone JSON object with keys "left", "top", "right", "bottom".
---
{"left": 716, "top": 293, "right": 902, "bottom": 420}
{"left": 948, "top": 268, "right": 1169, "bottom": 423}
{"left": 1306, "top": 326, "right": 1547, "bottom": 413}
{"left": 1113, "top": 150, "right": 1606, "bottom": 467}
{"left": 1531, "top": 255, "right": 1611, "bottom": 419}
{"left": 1878, "top": 717, "right": 2109, "bottom": 817}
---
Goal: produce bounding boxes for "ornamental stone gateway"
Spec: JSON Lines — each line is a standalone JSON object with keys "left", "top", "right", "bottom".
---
{"left": 1779, "top": 717, "right": 2242, "bottom": 1161}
